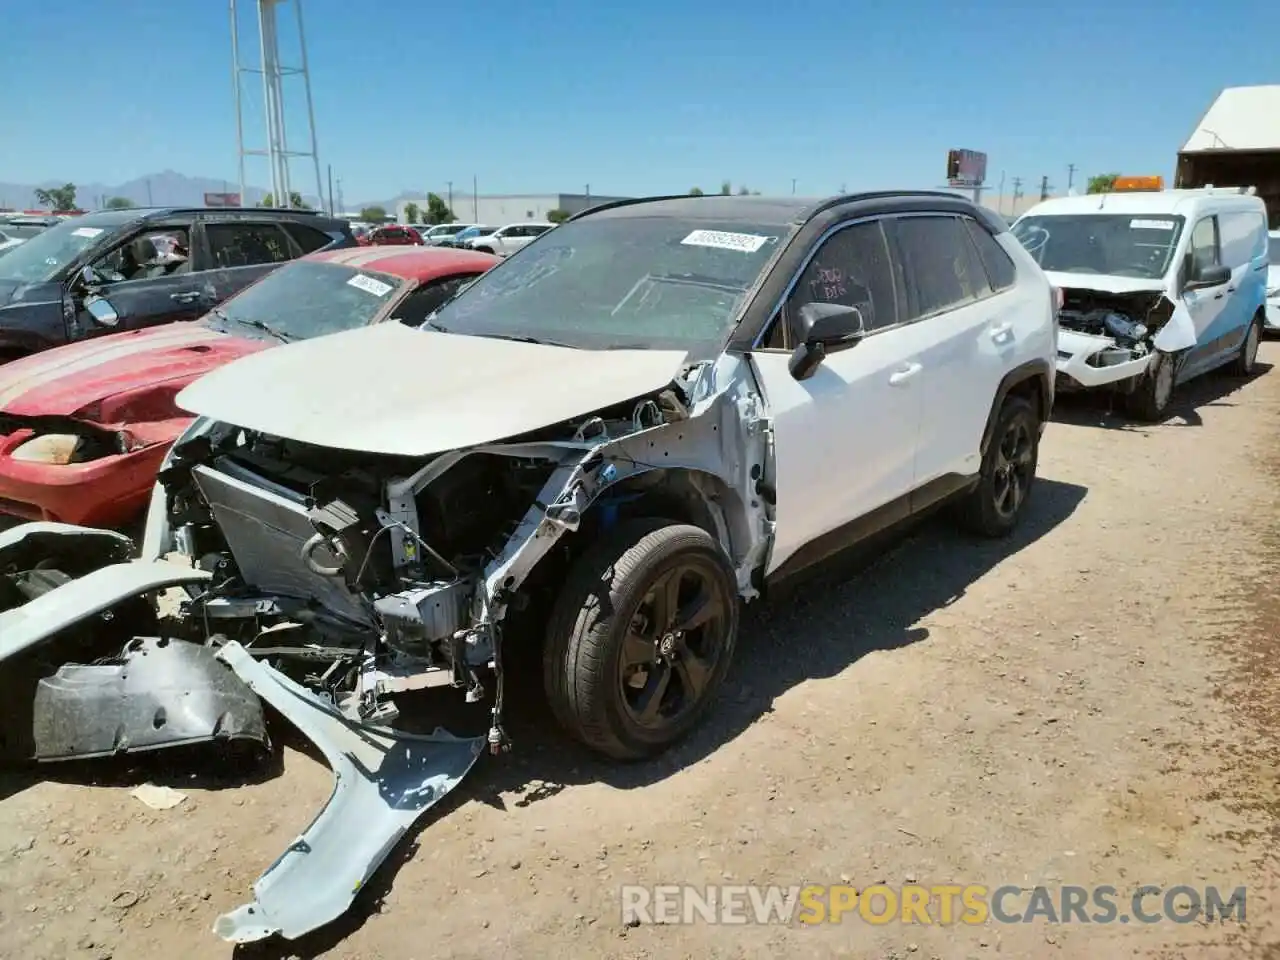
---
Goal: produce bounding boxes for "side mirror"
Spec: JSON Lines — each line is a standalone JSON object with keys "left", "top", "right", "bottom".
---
{"left": 1185, "top": 262, "right": 1230, "bottom": 291}
{"left": 787, "top": 302, "right": 866, "bottom": 380}
{"left": 84, "top": 295, "right": 120, "bottom": 328}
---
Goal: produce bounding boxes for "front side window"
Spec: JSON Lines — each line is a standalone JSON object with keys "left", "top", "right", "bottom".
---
{"left": 428, "top": 215, "right": 788, "bottom": 354}
{"left": 91, "top": 227, "right": 192, "bottom": 282}
{"left": 209, "top": 260, "right": 403, "bottom": 341}
{"left": 893, "top": 215, "right": 988, "bottom": 318}
{"left": 1012, "top": 213, "right": 1185, "bottom": 280}
{"left": 785, "top": 220, "right": 899, "bottom": 336}
{"left": 1269, "top": 233, "right": 1280, "bottom": 266}
{"left": 1189, "top": 216, "right": 1219, "bottom": 274}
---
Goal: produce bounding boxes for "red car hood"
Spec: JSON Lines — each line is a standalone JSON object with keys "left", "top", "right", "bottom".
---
{"left": 0, "top": 323, "right": 267, "bottom": 435}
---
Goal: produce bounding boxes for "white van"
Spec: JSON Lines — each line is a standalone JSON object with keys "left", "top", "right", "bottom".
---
{"left": 1012, "top": 187, "right": 1269, "bottom": 419}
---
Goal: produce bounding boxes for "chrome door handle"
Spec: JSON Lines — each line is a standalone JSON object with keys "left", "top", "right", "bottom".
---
{"left": 888, "top": 362, "right": 922, "bottom": 386}
{"left": 170, "top": 291, "right": 202, "bottom": 304}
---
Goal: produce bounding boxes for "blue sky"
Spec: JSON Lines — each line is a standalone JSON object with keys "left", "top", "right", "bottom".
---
{"left": 4, "top": 0, "right": 1276, "bottom": 203}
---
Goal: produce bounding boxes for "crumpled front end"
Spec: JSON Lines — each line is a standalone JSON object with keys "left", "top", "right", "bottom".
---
{"left": 0, "top": 347, "right": 772, "bottom": 944}
{"left": 1053, "top": 285, "right": 1180, "bottom": 393}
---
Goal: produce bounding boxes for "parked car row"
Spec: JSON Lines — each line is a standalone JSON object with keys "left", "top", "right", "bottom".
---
{"left": 0, "top": 213, "right": 58, "bottom": 257}
{"left": 0, "top": 188, "right": 1270, "bottom": 946}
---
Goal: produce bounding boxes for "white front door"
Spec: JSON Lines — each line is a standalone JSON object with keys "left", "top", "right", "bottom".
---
{"left": 749, "top": 218, "right": 925, "bottom": 576}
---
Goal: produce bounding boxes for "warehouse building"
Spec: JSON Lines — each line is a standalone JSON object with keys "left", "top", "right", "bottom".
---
{"left": 395, "top": 191, "right": 632, "bottom": 226}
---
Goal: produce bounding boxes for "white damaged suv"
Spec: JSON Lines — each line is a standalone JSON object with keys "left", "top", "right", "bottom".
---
{"left": 0, "top": 192, "right": 1056, "bottom": 943}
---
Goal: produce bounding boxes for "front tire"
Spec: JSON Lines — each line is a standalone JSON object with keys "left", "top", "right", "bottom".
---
{"left": 543, "top": 518, "right": 739, "bottom": 760}
{"left": 1124, "top": 349, "right": 1176, "bottom": 421}
{"left": 957, "top": 394, "right": 1040, "bottom": 538}
{"left": 1229, "top": 313, "right": 1262, "bottom": 376}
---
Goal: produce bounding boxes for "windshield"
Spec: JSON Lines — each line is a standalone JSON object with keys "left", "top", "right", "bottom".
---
{"left": 428, "top": 224, "right": 465, "bottom": 237}
{"left": 210, "top": 260, "right": 403, "bottom": 340}
{"left": 427, "top": 215, "right": 786, "bottom": 352}
{"left": 1012, "top": 214, "right": 1184, "bottom": 280}
{"left": 0, "top": 214, "right": 132, "bottom": 284}
{"left": 1269, "top": 234, "right": 1280, "bottom": 266}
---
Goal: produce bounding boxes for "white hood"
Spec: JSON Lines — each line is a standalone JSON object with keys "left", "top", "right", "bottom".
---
{"left": 176, "top": 322, "right": 689, "bottom": 457}
{"left": 1044, "top": 270, "right": 1168, "bottom": 295}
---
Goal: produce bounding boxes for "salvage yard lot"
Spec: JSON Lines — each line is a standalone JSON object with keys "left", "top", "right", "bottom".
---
{"left": 4, "top": 348, "right": 1280, "bottom": 959}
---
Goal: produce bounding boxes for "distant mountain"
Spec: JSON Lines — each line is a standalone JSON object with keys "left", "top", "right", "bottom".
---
{"left": 0, "top": 170, "right": 323, "bottom": 210}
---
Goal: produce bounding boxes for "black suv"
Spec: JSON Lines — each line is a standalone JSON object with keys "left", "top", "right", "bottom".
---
{"left": 0, "top": 207, "right": 355, "bottom": 362}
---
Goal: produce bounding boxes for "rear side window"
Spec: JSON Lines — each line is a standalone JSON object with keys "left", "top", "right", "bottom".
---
{"left": 285, "top": 222, "right": 336, "bottom": 254}
{"left": 965, "top": 220, "right": 1017, "bottom": 291}
{"left": 893, "top": 216, "right": 986, "bottom": 319}
{"left": 206, "top": 222, "right": 293, "bottom": 267}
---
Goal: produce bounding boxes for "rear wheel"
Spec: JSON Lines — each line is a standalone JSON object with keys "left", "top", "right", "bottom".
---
{"left": 1228, "top": 313, "right": 1262, "bottom": 376}
{"left": 957, "top": 394, "right": 1040, "bottom": 538}
{"left": 1124, "top": 349, "right": 1176, "bottom": 421}
{"left": 543, "top": 518, "right": 738, "bottom": 760}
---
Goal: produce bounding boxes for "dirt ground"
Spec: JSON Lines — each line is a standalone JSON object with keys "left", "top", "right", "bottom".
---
{"left": 4, "top": 345, "right": 1280, "bottom": 960}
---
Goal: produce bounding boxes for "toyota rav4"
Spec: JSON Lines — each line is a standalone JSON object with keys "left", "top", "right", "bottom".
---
{"left": 0, "top": 191, "right": 1056, "bottom": 944}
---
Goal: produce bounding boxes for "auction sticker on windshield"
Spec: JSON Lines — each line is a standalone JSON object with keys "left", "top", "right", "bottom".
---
{"left": 347, "top": 273, "right": 394, "bottom": 297}
{"left": 71, "top": 227, "right": 104, "bottom": 239}
{"left": 681, "top": 230, "right": 774, "bottom": 254}
{"left": 1130, "top": 219, "right": 1175, "bottom": 231}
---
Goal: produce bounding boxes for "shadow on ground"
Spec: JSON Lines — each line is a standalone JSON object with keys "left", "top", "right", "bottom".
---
{"left": 1052, "top": 362, "right": 1272, "bottom": 430}
{"left": 228, "top": 474, "right": 1087, "bottom": 958}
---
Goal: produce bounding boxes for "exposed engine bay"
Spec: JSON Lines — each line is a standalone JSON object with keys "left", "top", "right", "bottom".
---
{"left": 1057, "top": 287, "right": 1172, "bottom": 370}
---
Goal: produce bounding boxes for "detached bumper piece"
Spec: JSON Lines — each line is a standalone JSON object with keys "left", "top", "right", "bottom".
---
{"left": 32, "top": 636, "right": 268, "bottom": 762}
{"left": 212, "top": 640, "right": 485, "bottom": 944}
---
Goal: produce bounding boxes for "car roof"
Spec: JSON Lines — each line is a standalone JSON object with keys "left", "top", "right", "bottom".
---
{"left": 304, "top": 245, "right": 500, "bottom": 280}
{"left": 578, "top": 195, "right": 815, "bottom": 226}
{"left": 1022, "top": 190, "right": 1266, "bottom": 219}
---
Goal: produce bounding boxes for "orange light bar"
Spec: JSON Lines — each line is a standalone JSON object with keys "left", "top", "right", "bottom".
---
{"left": 1112, "top": 175, "right": 1164, "bottom": 192}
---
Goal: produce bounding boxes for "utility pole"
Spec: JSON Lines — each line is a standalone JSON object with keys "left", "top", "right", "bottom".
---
{"left": 791, "top": 178, "right": 797, "bottom": 195}
{"left": 146, "top": 179, "right": 153, "bottom": 206}
{"left": 996, "top": 171, "right": 1006, "bottom": 216}
{"left": 1066, "top": 163, "right": 1077, "bottom": 194}
{"left": 585, "top": 184, "right": 590, "bottom": 205}
{"left": 335, "top": 177, "right": 344, "bottom": 216}
{"left": 472, "top": 174, "right": 478, "bottom": 222}
{"left": 1039, "top": 175, "right": 1051, "bottom": 201}
{"left": 1011, "top": 176, "right": 1023, "bottom": 214}
{"left": 326, "top": 164, "right": 334, "bottom": 215}
{"left": 447, "top": 180, "right": 453, "bottom": 213}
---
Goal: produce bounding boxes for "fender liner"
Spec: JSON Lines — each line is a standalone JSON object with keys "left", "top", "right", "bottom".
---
{"left": 979, "top": 358, "right": 1053, "bottom": 456}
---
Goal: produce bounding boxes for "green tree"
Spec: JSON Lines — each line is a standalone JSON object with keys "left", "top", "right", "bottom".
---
{"left": 689, "top": 187, "right": 704, "bottom": 196}
{"left": 35, "top": 183, "right": 77, "bottom": 210}
{"left": 546, "top": 208, "right": 570, "bottom": 224}
{"left": 1087, "top": 174, "right": 1119, "bottom": 195}
{"left": 104, "top": 196, "right": 135, "bottom": 209}
{"left": 719, "top": 181, "right": 731, "bottom": 196}
{"left": 403, "top": 201, "right": 421, "bottom": 223}
{"left": 259, "top": 191, "right": 308, "bottom": 208}
{"left": 737, "top": 185, "right": 750, "bottom": 195}
{"left": 360, "top": 205, "right": 388, "bottom": 223}
{"left": 423, "top": 194, "right": 454, "bottom": 225}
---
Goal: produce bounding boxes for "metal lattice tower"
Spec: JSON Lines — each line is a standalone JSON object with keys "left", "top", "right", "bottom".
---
{"left": 229, "top": 0, "right": 323, "bottom": 208}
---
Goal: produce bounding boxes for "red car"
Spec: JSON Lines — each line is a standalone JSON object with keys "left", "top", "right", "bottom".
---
{"left": 0, "top": 246, "right": 498, "bottom": 528}
{"left": 367, "top": 224, "right": 423, "bottom": 246}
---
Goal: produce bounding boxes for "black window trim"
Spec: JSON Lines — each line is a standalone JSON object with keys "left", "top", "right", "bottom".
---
{"left": 754, "top": 211, "right": 1005, "bottom": 352}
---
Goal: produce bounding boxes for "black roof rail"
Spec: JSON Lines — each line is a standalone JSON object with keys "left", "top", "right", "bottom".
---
{"left": 565, "top": 194, "right": 700, "bottom": 222}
